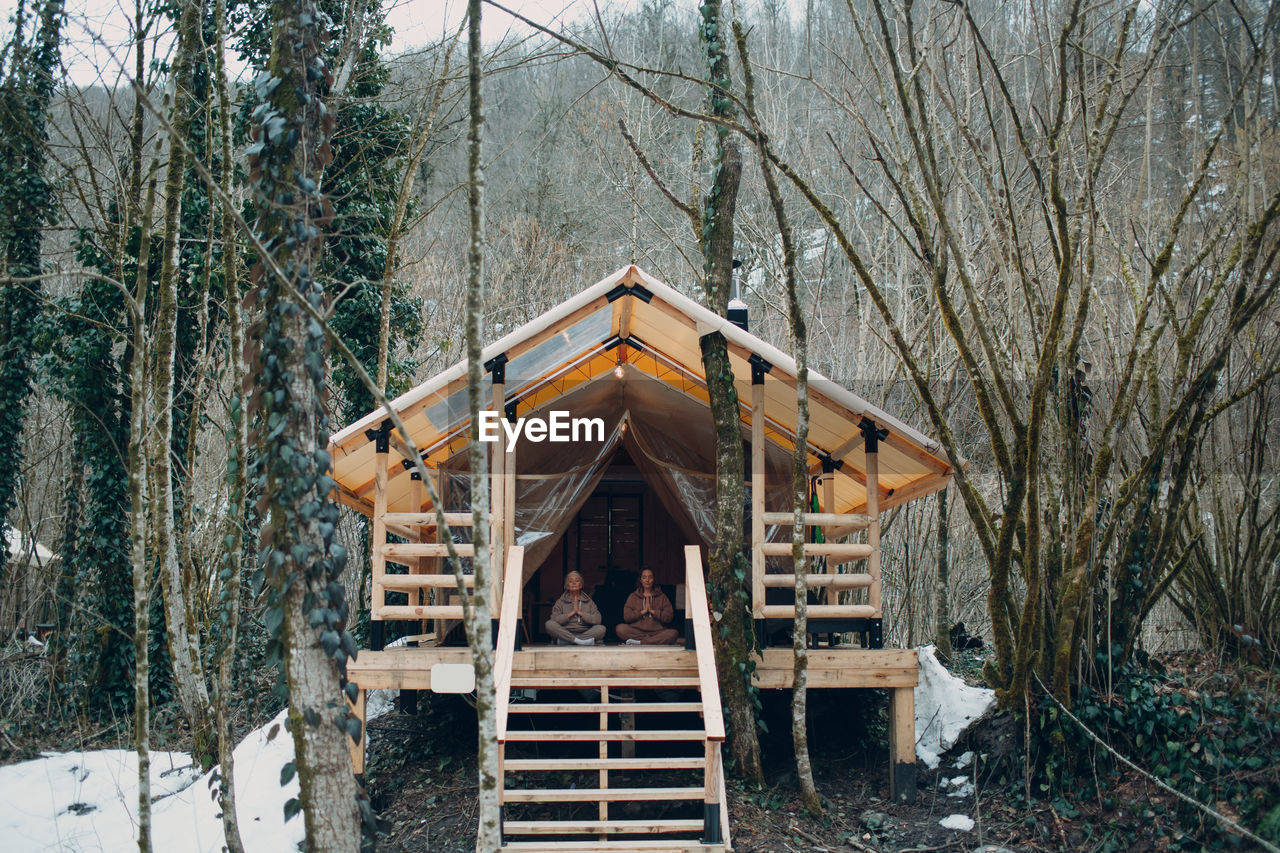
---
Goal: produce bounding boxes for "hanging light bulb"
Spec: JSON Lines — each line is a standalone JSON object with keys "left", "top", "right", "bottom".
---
{"left": 614, "top": 347, "right": 625, "bottom": 379}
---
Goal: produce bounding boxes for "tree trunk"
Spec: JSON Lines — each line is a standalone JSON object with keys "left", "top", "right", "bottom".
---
{"left": 213, "top": 0, "right": 245, "bottom": 842}
{"left": 933, "top": 488, "right": 953, "bottom": 660}
{"left": 0, "top": 0, "right": 61, "bottom": 585}
{"left": 697, "top": 0, "right": 763, "bottom": 785}
{"left": 464, "top": 1, "right": 500, "bottom": 847}
{"left": 151, "top": 0, "right": 212, "bottom": 759}
{"left": 248, "top": 0, "right": 360, "bottom": 846}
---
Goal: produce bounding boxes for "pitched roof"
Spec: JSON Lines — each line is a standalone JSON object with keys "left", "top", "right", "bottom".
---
{"left": 329, "top": 265, "right": 954, "bottom": 517}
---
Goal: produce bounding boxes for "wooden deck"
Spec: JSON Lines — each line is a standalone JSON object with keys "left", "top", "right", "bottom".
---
{"left": 347, "top": 644, "right": 918, "bottom": 691}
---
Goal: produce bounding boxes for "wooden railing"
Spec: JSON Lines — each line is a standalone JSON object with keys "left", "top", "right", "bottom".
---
{"left": 684, "top": 545, "right": 726, "bottom": 845}
{"left": 494, "top": 545, "right": 525, "bottom": 742}
{"left": 754, "top": 510, "right": 880, "bottom": 621}
{"left": 372, "top": 504, "right": 479, "bottom": 622}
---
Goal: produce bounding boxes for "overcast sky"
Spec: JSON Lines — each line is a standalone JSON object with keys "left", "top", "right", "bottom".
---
{"left": 0, "top": 0, "right": 610, "bottom": 86}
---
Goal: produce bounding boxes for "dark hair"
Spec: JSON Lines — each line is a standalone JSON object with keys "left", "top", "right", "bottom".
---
{"left": 635, "top": 567, "right": 655, "bottom": 593}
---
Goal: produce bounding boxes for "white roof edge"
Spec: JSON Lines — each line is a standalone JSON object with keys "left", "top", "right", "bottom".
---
{"left": 329, "top": 266, "right": 634, "bottom": 447}
{"left": 332, "top": 264, "right": 947, "bottom": 462}
{"left": 627, "top": 267, "right": 945, "bottom": 457}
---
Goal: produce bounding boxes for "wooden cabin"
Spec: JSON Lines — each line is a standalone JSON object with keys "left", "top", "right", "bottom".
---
{"left": 330, "top": 266, "right": 954, "bottom": 852}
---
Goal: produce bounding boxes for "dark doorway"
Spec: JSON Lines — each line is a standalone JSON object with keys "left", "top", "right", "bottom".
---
{"left": 576, "top": 492, "right": 643, "bottom": 585}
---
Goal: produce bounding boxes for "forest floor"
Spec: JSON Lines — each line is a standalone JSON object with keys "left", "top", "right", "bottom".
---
{"left": 366, "top": 649, "right": 1278, "bottom": 853}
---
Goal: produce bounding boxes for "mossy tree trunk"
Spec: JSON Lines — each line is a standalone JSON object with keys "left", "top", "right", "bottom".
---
{"left": 697, "top": 0, "right": 763, "bottom": 786}
{"left": 464, "top": 0, "right": 500, "bottom": 848}
{"left": 247, "top": 0, "right": 361, "bottom": 846}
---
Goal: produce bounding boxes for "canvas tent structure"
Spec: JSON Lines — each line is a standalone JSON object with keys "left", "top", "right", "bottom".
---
{"left": 332, "top": 265, "right": 954, "bottom": 849}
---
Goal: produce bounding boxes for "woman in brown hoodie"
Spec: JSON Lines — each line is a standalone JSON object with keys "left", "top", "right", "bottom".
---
{"left": 616, "top": 568, "right": 679, "bottom": 645}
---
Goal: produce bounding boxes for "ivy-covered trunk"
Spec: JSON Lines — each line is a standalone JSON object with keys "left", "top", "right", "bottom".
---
{"left": 697, "top": 0, "right": 762, "bottom": 785}
{"left": 0, "top": 0, "right": 62, "bottom": 582}
{"left": 248, "top": 0, "right": 360, "bottom": 846}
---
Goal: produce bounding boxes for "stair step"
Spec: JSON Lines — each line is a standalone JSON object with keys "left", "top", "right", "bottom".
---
{"left": 504, "top": 756, "right": 704, "bottom": 771}
{"left": 511, "top": 676, "right": 700, "bottom": 688}
{"left": 504, "top": 729, "right": 705, "bottom": 742}
{"left": 502, "top": 786, "right": 704, "bottom": 803}
{"left": 503, "top": 819, "right": 703, "bottom": 835}
{"left": 501, "top": 841, "right": 724, "bottom": 852}
{"left": 508, "top": 702, "right": 703, "bottom": 715}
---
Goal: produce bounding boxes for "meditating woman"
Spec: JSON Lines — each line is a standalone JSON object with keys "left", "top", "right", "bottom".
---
{"left": 616, "top": 568, "right": 679, "bottom": 645}
{"left": 545, "top": 571, "right": 606, "bottom": 645}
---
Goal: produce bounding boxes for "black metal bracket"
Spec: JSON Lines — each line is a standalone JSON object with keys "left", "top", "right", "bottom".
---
{"left": 703, "top": 802, "right": 722, "bottom": 844}
{"left": 603, "top": 334, "right": 645, "bottom": 353}
{"left": 484, "top": 352, "right": 508, "bottom": 384}
{"left": 859, "top": 417, "right": 889, "bottom": 454}
{"left": 400, "top": 459, "right": 422, "bottom": 481}
{"left": 758, "top": 617, "right": 883, "bottom": 649}
{"left": 819, "top": 452, "right": 843, "bottom": 474}
{"left": 504, "top": 400, "right": 518, "bottom": 423}
{"left": 364, "top": 419, "right": 392, "bottom": 454}
{"left": 749, "top": 353, "right": 772, "bottom": 385}
{"left": 606, "top": 282, "right": 654, "bottom": 303}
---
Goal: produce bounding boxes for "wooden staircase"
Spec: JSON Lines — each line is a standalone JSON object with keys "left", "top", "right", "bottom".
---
{"left": 494, "top": 547, "right": 729, "bottom": 852}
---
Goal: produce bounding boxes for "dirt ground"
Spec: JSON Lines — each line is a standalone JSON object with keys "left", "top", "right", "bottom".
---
{"left": 363, "top": 689, "right": 1112, "bottom": 853}
{"left": 364, "top": 650, "right": 1278, "bottom": 853}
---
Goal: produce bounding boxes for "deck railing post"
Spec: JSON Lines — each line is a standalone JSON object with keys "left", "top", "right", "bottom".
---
{"left": 860, "top": 418, "right": 887, "bottom": 648}
{"left": 750, "top": 357, "right": 768, "bottom": 626}
{"left": 703, "top": 740, "right": 723, "bottom": 843}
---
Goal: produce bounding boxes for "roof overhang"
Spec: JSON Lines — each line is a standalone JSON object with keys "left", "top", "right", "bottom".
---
{"left": 329, "top": 265, "right": 958, "bottom": 517}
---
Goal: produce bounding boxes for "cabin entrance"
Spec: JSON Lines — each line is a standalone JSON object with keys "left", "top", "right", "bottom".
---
{"left": 523, "top": 446, "right": 693, "bottom": 642}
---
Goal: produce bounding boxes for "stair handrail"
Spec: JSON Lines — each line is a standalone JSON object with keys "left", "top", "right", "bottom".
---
{"left": 684, "top": 545, "right": 725, "bottom": 742}
{"left": 494, "top": 544, "right": 525, "bottom": 742}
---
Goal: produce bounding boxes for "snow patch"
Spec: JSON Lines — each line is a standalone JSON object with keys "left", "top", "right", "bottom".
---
{"left": 940, "top": 814, "right": 975, "bottom": 831}
{"left": 914, "top": 646, "right": 996, "bottom": 769}
{"left": 0, "top": 709, "right": 304, "bottom": 851}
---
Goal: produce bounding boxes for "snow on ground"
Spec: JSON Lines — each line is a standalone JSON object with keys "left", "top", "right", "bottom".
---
{"left": 940, "top": 813, "right": 976, "bottom": 831}
{"left": 0, "top": 708, "right": 303, "bottom": 852}
{"left": 914, "top": 645, "right": 996, "bottom": 769}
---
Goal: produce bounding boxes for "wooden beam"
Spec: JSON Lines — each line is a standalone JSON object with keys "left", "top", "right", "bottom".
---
{"left": 751, "top": 382, "right": 765, "bottom": 619}
{"left": 761, "top": 511, "right": 870, "bottom": 528}
{"left": 381, "top": 542, "right": 475, "bottom": 559}
{"left": 379, "top": 574, "right": 474, "bottom": 589}
{"left": 888, "top": 685, "right": 917, "bottom": 802}
{"left": 372, "top": 444, "right": 388, "bottom": 614}
{"left": 760, "top": 542, "right": 872, "bottom": 560}
{"left": 684, "top": 546, "right": 725, "bottom": 741}
{"left": 761, "top": 573, "right": 872, "bottom": 588}
{"left": 381, "top": 511, "right": 475, "bottom": 526}
{"left": 823, "top": 471, "right": 837, "bottom": 605}
{"left": 759, "top": 604, "right": 876, "bottom": 620}
{"left": 867, "top": 448, "right": 882, "bottom": 617}
{"left": 346, "top": 688, "right": 365, "bottom": 776}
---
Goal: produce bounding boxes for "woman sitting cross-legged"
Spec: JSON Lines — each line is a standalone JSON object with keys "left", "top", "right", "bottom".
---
{"left": 545, "top": 571, "right": 606, "bottom": 645}
{"left": 616, "top": 569, "right": 679, "bottom": 645}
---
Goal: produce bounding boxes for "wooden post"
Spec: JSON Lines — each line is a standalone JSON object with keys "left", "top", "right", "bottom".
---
{"left": 823, "top": 468, "right": 836, "bottom": 606}
{"left": 599, "top": 683, "right": 609, "bottom": 830}
{"left": 491, "top": 378, "right": 505, "bottom": 611}
{"left": 371, "top": 422, "right": 389, "bottom": 622}
{"left": 703, "top": 740, "right": 723, "bottom": 844}
{"left": 866, "top": 446, "right": 881, "bottom": 618}
{"left": 433, "top": 464, "right": 446, "bottom": 641}
{"left": 504, "top": 413, "right": 516, "bottom": 587}
{"left": 751, "top": 368, "right": 766, "bottom": 620}
{"left": 347, "top": 688, "right": 366, "bottom": 778}
{"left": 888, "top": 686, "right": 916, "bottom": 803}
